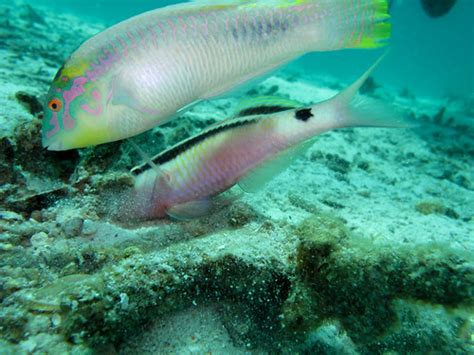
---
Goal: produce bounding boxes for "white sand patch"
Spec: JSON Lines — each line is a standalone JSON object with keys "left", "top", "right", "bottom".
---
{"left": 119, "top": 305, "right": 251, "bottom": 354}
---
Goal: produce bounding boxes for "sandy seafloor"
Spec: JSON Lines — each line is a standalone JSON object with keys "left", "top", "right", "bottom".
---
{"left": 0, "top": 2, "right": 473, "bottom": 354}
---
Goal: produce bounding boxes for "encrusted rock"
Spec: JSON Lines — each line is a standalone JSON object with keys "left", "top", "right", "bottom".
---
{"left": 0, "top": 137, "right": 15, "bottom": 185}
{"left": 283, "top": 212, "right": 474, "bottom": 348}
{"left": 15, "top": 91, "right": 43, "bottom": 116}
{"left": 61, "top": 217, "right": 84, "bottom": 238}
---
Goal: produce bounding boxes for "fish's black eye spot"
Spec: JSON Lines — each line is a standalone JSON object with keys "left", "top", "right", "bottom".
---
{"left": 295, "top": 108, "right": 313, "bottom": 122}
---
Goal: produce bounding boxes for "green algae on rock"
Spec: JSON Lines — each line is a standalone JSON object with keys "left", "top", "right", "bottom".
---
{"left": 415, "top": 200, "right": 460, "bottom": 219}
{"left": 27, "top": 274, "right": 105, "bottom": 313}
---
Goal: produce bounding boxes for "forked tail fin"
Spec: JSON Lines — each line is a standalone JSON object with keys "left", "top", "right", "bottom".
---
{"left": 325, "top": 52, "right": 413, "bottom": 129}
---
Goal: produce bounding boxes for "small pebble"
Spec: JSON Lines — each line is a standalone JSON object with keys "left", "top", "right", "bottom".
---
{"left": 30, "top": 232, "right": 49, "bottom": 248}
{"left": 119, "top": 293, "right": 129, "bottom": 311}
{"left": 20, "top": 338, "right": 37, "bottom": 353}
{"left": 81, "top": 219, "right": 97, "bottom": 236}
{"left": 30, "top": 210, "right": 42, "bottom": 222}
{"left": 62, "top": 217, "right": 84, "bottom": 238}
{"left": 30, "top": 232, "right": 51, "bottom": 255}
{"left": 0, "top": 243, "right": 14, "bottom": 251}
{"left": 51, "top": 314, "right": 61, "bottom": 328}
{"left": 26, "top": 315, "right": 51, "bottom": 335}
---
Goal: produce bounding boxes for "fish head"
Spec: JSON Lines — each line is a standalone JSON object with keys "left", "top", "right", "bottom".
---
{"left": 132, "top": 169, "right": 171, "bottom": 219}
{"left": 42, "top": 58, "right": 112, "bottom": 151}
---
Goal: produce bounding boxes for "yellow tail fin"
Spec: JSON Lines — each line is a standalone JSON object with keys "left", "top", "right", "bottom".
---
{"left": 304, "top": 0, "right": 391, "bottom": 50}
{"left": 355, "top": 0, "right": 392, "bottom": 48}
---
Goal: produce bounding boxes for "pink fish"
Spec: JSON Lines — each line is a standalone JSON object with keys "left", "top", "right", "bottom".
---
{"left": 127, "top": 56, "right": 409, "bottom": 220}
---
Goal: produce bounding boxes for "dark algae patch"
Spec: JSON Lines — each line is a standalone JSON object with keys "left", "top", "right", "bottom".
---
{"left": 282, "top": 212, "right": 473, "bottom": 352}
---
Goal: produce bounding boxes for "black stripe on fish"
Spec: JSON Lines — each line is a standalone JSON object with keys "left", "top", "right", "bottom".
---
{"left": 295, "top": 108, "right": 313, "bottom": 122}
{"left": 131, "top": 117, "right": 259, "bottom": 176}
{"left": 236, "top": 105, "right": 296, "bottom": 117}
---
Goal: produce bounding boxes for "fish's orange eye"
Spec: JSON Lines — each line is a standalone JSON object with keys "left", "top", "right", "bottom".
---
{"left": 48, "top": 98, "right": 62, "bottom": 112}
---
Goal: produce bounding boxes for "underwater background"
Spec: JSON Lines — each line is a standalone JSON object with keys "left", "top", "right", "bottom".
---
{"left": 0, "top": 0, "right": 473, "bottom": 353}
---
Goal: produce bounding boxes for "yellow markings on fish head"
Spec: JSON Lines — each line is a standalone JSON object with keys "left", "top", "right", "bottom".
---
{"left": 42, "top": 58, "right": 112, "bottom": 151}
{"left": 60, "top": 61, "right": 89, "bottom": 81}
{"left": 51, "top": 59, "right": 89, "bottom": 87}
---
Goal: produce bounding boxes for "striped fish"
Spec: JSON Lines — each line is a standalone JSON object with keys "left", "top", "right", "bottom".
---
{"left": 42, "top": 0, "right": 391, "bottom": 151}
{"left": 128, "top": 56, "right": 408, "bottom": 220}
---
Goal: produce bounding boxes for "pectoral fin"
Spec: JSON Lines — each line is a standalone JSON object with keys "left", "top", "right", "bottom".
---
{"left": 166, "top": 199, "right": 212, "bottom": 220}
{"left": 110, "top": 74, "right": 160, "bottom": 116}
{"left": 238, "top": 139, "right": 315, "bottom": 193}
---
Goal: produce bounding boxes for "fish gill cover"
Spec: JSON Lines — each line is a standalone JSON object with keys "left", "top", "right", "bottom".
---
{"left": 0, "top": 0, "right": 473, "bottom": 354}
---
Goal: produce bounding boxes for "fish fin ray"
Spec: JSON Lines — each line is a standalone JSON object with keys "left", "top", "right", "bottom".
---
{"left": 128, "top": 139, "right": 163, "bottom": 174}
{"left": 177, "top": 100, "right": 202, "bottom": 114}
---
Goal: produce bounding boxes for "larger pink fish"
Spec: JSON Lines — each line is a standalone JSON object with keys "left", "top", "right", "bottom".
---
{"left": 42, "top": 0, "right": 391, "bottom": 151}
{"left": 128, "top": 56, "right": 408, "bottom": 220}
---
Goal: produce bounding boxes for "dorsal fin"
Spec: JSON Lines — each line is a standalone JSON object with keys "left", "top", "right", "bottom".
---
{"left": 190, "top": 0, "right": 312, "bottom": 8}
{"left": 154, "top": 0, "right": 257, "bottom": 18}
{"left": 129, "top": 140, "right": 161, "bottom": 174}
